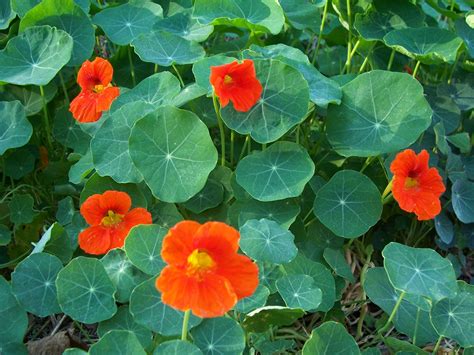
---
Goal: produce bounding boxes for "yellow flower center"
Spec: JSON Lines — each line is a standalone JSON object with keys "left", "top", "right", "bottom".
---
{"left": 187, "top": 249, "right": 215, "bottom": 278}
{"left": 93, "top": 83, "right": 110, "bottom": 93}
{"left": 223, "top": 75, "right": 233, "bottom": 85}
{"left": 405, "top": 177, "right": 418, "bottom": 189}
{"left": 101, "top": 210, "right": 123, "bottom": 227}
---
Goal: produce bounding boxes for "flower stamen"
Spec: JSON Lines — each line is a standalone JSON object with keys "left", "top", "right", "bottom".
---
{"left": 101, "top": 210, "right": 123, "bottom": 227}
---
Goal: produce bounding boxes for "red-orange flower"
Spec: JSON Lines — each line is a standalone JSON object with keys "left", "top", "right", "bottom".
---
{"left": 69, "top": 57, "right": 120, "bottom": 123}
{"left": 79, "top": 190, "right": 152, "bottom": 255}
{"left": 390, "top": 149, "right": 445, "bottom": 221}
{"left": 210, "top": 59, "right": 263, "bottom": 112}
{"left": 155, "top": 221, "right": 259, "bottom": 318}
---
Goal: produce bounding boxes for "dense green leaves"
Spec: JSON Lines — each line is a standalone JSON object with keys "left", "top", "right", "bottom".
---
{"left": 382, "top": 242, "right": 458, "bottom": 301}
{"left": 0, "top": 101, "right": 32, "bottom": 155}
{"left": 56, "top": 257, "right": 117, "bottom": 324}
{"left": 236, "top": 142, "right": 314, "bottom": 201}
{"left": 154, "top": 340, "right": 203, "bottom": 355}
{"left": 452, "top": 179, "right": 474, "bottom": 223}
{"left": 326, "top": 71, "right": 432, "bottom": 157}
{"left": 89, "top": 330, "right": 146, "bottom": 355}
{"left": 11, "top": 253, "right": 62, "bottom": 317}
{"left": 302, "top": 321, "right": 360, "bottom": 355}
{"left": 221, "top": 59, "right": 310, "bottom": 144}
{"left": 276, "top": 274, "right": 322, "bottom": 310}
{"left": 313, "top": 170, "right": 382, "bottom": 238}
{"left": 0, "top": 26, "right": 73, "bottom": 85}
{"left": 93, "top": 0, "right": 163, "bottom": 45}
{"left": 0, "top": 277, "right": 28, "bottom": 346}
{"left": 129, "top": 106, "right": 217, "bottom": 203}
{"left": 191, "top": 317, "right": 245, "bottom": 355}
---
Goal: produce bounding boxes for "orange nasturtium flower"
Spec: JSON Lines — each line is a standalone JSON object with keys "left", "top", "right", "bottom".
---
{"left": 210, "top": 59, "right": 263, "bottom": 112}
{"left": 69, "top": 57, "right": 120, "bottom": 123}
{"left": 390, "top": 149, "right": 445, "bottom": 221}
{"left": 79, "top": 190, "right": 152, "bottom": 255}
{"left": 156, "top": 221, "right": 259, "bottom": 318}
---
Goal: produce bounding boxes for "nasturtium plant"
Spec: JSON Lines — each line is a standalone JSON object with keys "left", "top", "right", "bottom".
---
{"left": 1, "top": 0, "right": 473, "bottom": 353}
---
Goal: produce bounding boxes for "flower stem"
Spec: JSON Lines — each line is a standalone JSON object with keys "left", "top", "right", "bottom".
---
{"left": 39, "top": 85, "right": 53, "bottom": 150}
{"left": 387, "top": 49, "right": 395, "bottom": 71}
{"left": 345, "top": 0, "right": 353, "bottom": 73}
{"left": 181, "top": 309, "right": 191, "bottom": 341}
{"left": 312, "top": 0, "right": 330, "bottom": 65}
{"left": 58, "top": 71, "right": 70, "bottom": 104}
{"left": 128, "top": 46, "right": 136, "bottom": 86}
{"left": 172, "top": 64, "right": 185, "bottom": 87}
{"left": 378, "top": 291, "right": 405, "bottom": 336}
{"left": 381, "top": 179, "right": 393, "bottom": 201}
{"left": 412, "top": 60, "right": 421, "bottom": 78}
{"left": 432, "top": 335, "right": 443, "bottom": 354}
{"left": 230, "top": 130, "right": 235, "bottom": 166}
{"left": 212, "top": 93, "right": 226, "bottom": 166}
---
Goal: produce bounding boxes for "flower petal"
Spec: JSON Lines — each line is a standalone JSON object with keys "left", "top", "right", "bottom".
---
{"left": 69, "top": 91, "right": 102, "bottom": 123}
{"left": 216, "top": 254, "right": 259, "bottom": 299}
{"left": 77, "top": 57, "right": 114, "bottom": 91}
{"left": 78, "top": 225, "right": 111, "bottom": 255}
{"left": 96, "top": 86, "right": 120, "bottom": 112}
{"left": 80, "top": 190, "right": 132, "bottom": 226}
{"left": 123, "top": 208, "right": 152, "bottom": 229}
{"left": 161, "top": 220, "right": 201, "bottom": 266}
{"left": 194, "top": 222, "right": 240, "bottom": 262}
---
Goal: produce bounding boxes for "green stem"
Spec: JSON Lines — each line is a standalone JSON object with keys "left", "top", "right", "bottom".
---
{"left": 359, "top": 53, "right": 370, "bottom": 73}
{"left": 247, "top": 135, "right": 251, "bottom": 154}
{"left": 387, "top": 49, "right": 395, "bottom": 71}
{"left": 432, "top": 335, "right": 443, "bottom": 354}
{"left": 378, "top": 291, "right": 406, "bottom": 335}
{"left": 360, "top": 156, "right": 374, "bottom": 173}
{"left": 172, "top": 64, "right": 185, "bottom": 87}
{"left": 262, "top": 143, "right": 267, "bottom": 150}
{"left": 154, "top": 64, "right": 158, "bottom": 73}
{"left": 412, "top": 60, "right": 421, "bottom": 78}
{"left": 296, "top": 125, "right": 300, "bottom": 145}
{"left": 39, "top": 85, "right": 53, "bottom": 150}
{"left": 230, "top": 130, "right": 235, "bottom": 167}
{"left": 213, "top": 94, "right": 226, "bottom": 166}
{"left": 128, "top": 46, "right": 136, "bottom": 87}
{"left": 345, "top": 0, "right": 353, "bottom": 73}
{"left": 447, "top": 53, "right": 460, "bottom": 84}
{"left": 58, "top": 71, "right": 70, "bottom": 104}
{"left": 312, "top": 0, "right": 330, "bottom": 64}
{"left": 181, "top": 310, "right": 191, "bottom": 341}
{"left": 381, "top": 180, "right": 393, "bottom": 201}
{"left": 239, "top": 135, "right": 250, "bottom": 161}
{"left": 74, "top": 321, "right": 93, "bottom": 343}
{"left": 413, "top": 307, "right": 421, "bottom": 346}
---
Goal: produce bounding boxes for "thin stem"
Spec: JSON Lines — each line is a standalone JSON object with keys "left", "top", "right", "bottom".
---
{"left": 154, "top": 64, "right": 158, "bottom": 73}
{"left": 447, "top": 52, "right": 460, "bottom": 84}
{"left": 360, "top": 156, "right": 374, "bottom": 173}
{"left": 212, "top": 94, "right": 226, "bottom": 166}
{"left": 345, "top": 0, "right": 353, "bottom": 73}
{"left": 432, "top": 335, "right": 443, "bottom": 354}
{"left": 412, "top": 60, "right": 421, "bottom": 78}
{"left": 74, "top": 321, "right": 93, "bottom": 343}
{"left": 262, "top": 143, "right": 267, "bottom": 150}
{"left": 172, "top": 64, "right": 185, "bottom": 87}
{"left": 58, "top": 72, "right": 70, "bottom": 104}
{"left": 381, "top": 180, "right": 393, "bottom": 201}
{"left": 181, "top": 310, "right": 191, "bottom": 341}
{"left": 312, "top": 0, "right": 330, "bottom": 64}
{"left": 239, "top": 135, "right": 250, "bottom": 161}
{"left": 344, "top": 38, "right": 361, "bottom": 73}
{"left": 247, "top": 135, "right": 251, "bottom": 154}
{"left": 296, "top": 125, "right": 300, "bottom": 145}
{"left": 230, "top": 130, "right": 235, "bottom": 167}
{"left": 378, "top": 291, "right": 406, "bottom": 335}
{"left": 39, "top": 85, "right": 53, "bottom": 150}
{"left": 127, "top": 46, "right": 136, "bottom": 86}
{"left": 387, "top": 49, "right": 395, "bottom": 71}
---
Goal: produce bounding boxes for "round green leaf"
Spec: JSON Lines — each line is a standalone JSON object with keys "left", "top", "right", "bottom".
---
{"left": 234, "top": 284, "right": 270, "bottom": 313}
{"left": 0, "top": 0, "right": 15, "bottom": 30}
{"left": 101, "top": 249, "right": 148, "bottom": 303}
{"left": 89, "top": 330, "right": 145, "bottom": 355}
{"left": 130, "top": 278, "right": 201, "bottom": 335}
{"left": 56, "top": 256, "right": 117, "bottom": 324}
{"left": 191, "top": 317, "right": 245, "bottom": 355}
{"left": 313, "top": 170, "right": 382, "bottom": 238}
{"left": 240, "top": 218, "right": 297, "bottom": 264}
{"left": 154, "top": 10, "right": 213, "bottom": 42}
{"left": 129, "top": 106, "right": 217, "bottom": 203}
{"left": 452, "top": 179, "right": 474, "bottom": 223}
{"left": 93, "top": 0, "right": 163, "bottom": 45}
{"left": 150, "top": 202, "right": 183, "bottom": 229}
{"left": 364, "top": 267, "right": 438, "bottom": 346}
{"left": 229, "top": 199, "right": 300, "bottom": 228}
{"left": 132, "top": 30, "right": 205, "bottom": 66}
{"left": 97, "top": 306, "right": 153, "bottom": 350}
{"left": 184, "top": 179, "right": 224, "bottom": 214}
{"left": 284, "top": 254, "right": 336, "bottom": 312}
{"left": 323, "top": 248, "right": 355, "bottom": 282}
{"left": 221, "top": 59, "right": 310, "bottom": 144}
{"left": 383, "top": 28, "right": 463, "bottom": 64}
{"left": 326, "top": 70, "right": 432, "bottom": 157}
{"left": 192, "top": 0, "right": 285, "bottom": 35}
{"left": 236, "top": 142, "right": 314, "bottom": 201}
{"left": 154, "top": 340, "right": 203, "bottom": 355}
{"left": 53, "top": 106, "right": 90, "bottom": 155}
{"left": 110, "top": 72, "right": 181, "bottom": 112}
{"left": 382, "top": 242, "right": 458, "bottom": 301}
{"left": 12, "top": 0, "right": 40, "bottom": 18}
{"left": 124, "top": 224, "right": 167, "bottom": 276}
{"left": 431, "top": 282, "right": 474, "bottom": 348}
{"left": 4, "top": 147, "right": 35, "bottom": 180}
{"left": 0, "top": 82, "right": 57, "bottom": 117}
{"left": 0, "top": 101, "right": 32, "bottom": 155}
{"left": 0, "top": 25, "right": 73, "bottom": 85}
{"left": 276, "top": 274, "right": 322, "bottom": 311}
{"left": 302, "top": 321, "right": 360, "bottom": 355}
{"left": 0, "top": 225, "right": 11, "bottom": 246}
{"left": 11, "top": 253, "right": 62, "bottom": 317}
{"left": 0, "top": 276, "right": 28, "bottom": 346}
{"left": 8, "top": 193, "right": 36, "bottom": 225}
{"left": 19, "top": 0, "right": 95, "bottom": 66}
{"left": 91, "top": 102, "right": 156, "bottom": 184}
{"left": 243, "top": 306, "right": 304, "bottom": 333}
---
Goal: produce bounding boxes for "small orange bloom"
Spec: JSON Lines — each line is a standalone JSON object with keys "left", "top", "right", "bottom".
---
{"left": 69, "top": 57, "right": 120, "bottom": 123}
{"left": 390, "top": 149, "right": 445, "bottom": 221}
{"left": 156, "top": 221, "right": 259, "bottom": 318}
{"left": 78, "top": 190, "right": 151, "bottom": 255}
{"left": 210, "top": 59, "right": 263, "bottom": 112}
